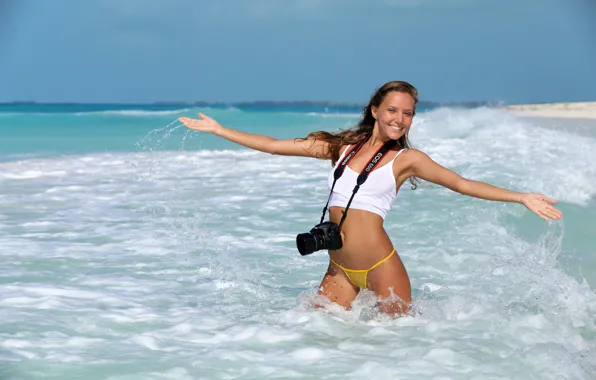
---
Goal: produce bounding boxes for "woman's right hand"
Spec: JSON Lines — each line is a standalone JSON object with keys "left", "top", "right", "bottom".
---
{"left": 178, "top": 113, "right": 222, "bottom": 135}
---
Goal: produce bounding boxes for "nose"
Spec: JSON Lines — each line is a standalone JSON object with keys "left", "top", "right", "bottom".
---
{"left": 394, "top": 112, "right": 405, "bottom": 124}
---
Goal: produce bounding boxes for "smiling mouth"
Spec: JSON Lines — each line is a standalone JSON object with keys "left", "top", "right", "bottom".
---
{"left": 390, "top": 125, "right": 404, "bottom": 132}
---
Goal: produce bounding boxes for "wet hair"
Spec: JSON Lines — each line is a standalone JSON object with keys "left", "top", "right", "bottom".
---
{"left": 303, "top": 80, "right": 420, "bottom": 189}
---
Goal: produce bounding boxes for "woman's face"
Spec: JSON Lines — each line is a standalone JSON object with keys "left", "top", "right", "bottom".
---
{"left": 372, "top": 91, "right": 416, "bottom": 141}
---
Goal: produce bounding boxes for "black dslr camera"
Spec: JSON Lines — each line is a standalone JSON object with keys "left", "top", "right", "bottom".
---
{"left": 296, "top": 221, "right": 342, "bottom": 256}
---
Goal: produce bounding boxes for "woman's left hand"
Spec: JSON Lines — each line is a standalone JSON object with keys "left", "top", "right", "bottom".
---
{"left": 520, "top": 193, "right": 563, "bottom": 221}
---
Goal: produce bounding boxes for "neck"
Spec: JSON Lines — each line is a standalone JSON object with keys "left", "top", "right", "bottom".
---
{"left": 367, "top": 129, "right": 391, "bottom": 148}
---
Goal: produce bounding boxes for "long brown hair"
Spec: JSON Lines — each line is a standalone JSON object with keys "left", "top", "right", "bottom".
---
{"left": 303, "top": 80, "right": 420, "bottom": 189}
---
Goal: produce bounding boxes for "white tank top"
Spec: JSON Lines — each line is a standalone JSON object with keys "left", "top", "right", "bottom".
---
{"left": 327, "top": 145, "right": 406, "bottom": 219}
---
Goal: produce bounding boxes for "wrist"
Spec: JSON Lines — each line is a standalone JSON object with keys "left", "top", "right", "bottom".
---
{"left": 517, "top": 192, "right": 528, "bottom": 204}
{"left": 213, "top": 124, "right": 224, "bottom": 137}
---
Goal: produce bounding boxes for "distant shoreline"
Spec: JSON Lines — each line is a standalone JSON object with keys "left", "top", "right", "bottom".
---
{"left": 504, "top": 101, "right": 596, "bottom": 119}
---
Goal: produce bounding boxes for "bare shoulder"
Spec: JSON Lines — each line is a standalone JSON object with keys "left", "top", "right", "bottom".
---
{"left": 338, "top": 144, "right": 351, "bottom": 155}
{"left": 395, "top": 148, "right": 427, "bottom": 166}
{"left": 393, "top": 148, "right": 432, "bottom": 178}
{"left": 399, "top": 147, "right": 426, "bottom": 159}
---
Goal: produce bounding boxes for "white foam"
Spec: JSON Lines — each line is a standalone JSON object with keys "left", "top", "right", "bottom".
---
{"left": 290, "top": 347, "right": 325, "bottom": 361}
{"left": 130, "top": 335, "right": 161, "bottom": 350}
{"left": 414, "top": 107, "right": 596, "bottom": 205}
{"left": 1, "top": 109, "right": 595, "bottom": 378}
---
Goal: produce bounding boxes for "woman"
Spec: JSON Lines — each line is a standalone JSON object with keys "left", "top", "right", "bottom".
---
{"left": 178, "top": 81, "right": 563, "bottom": 316}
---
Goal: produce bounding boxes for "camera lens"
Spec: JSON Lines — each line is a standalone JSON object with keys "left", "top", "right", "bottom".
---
{"left": 296, "top": 233, "right": 318, "bottom": 256}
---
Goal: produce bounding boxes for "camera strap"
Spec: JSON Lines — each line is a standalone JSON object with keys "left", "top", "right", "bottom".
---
{"left": 320, "top": 135, "right": 398, "bottom": 228}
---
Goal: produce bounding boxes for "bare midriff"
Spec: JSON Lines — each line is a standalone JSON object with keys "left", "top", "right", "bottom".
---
{"left": 328, "top": 206, "right": 395, "bottom": 269}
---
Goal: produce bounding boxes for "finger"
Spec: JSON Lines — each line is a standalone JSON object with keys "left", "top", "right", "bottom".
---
{"left": 543, "top": 209, "right": 559, "bottom": 220}
{"left": 545, "top": 205, "right": 563, "bottom": 219}
{"left": 536, "top": 209, "right": 549, "bottom": 221}
{"left": 546, "top": 206, "right": 563, "bottom": 219}
{"left": 199, "top": 113, "right": 215, "bottom": 122}
{"left": 546, "top": 208, "right": 562, "bottom": 220}
{"left": 543, "top": 196, "right": 557, "bottom": 204}
{"left": 181, "top": 121, "right": 197, "bottom": 130}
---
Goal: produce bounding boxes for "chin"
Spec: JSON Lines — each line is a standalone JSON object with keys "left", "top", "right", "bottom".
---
{"left": 396, "top": 129, "right": 409, "bottom": 140}
{"left": 390, "top": 131, "right": 405, "bottom": 140}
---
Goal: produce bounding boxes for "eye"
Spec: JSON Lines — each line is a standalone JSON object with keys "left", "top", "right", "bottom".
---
{"left": 387, "top": 108, "right": 396, "bottom": 113}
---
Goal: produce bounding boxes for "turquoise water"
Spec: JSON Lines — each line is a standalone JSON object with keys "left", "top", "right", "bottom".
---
{"left": 0, "top": 104, "right": 368, "bottom": 160}
{"left": 1, "top": 105, "right": 595, "bottom": 379}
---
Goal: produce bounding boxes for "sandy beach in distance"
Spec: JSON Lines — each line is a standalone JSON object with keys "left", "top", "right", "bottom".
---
{"left": 505, "top": 101, "right": 596, "bottom": 119}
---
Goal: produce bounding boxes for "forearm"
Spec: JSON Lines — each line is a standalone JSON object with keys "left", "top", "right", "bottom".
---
{"left": 215, "top": 125, "right": 276, "bottom": 153}
{"left": 459, "top": 179, "right": 525, "bottom": 203}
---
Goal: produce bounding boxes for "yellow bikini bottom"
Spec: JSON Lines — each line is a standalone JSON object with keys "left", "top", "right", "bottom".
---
{"left": 329, "top": 247, "right": 396, "bottom": 289}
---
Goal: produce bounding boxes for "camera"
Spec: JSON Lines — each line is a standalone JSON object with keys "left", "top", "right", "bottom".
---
{"left": 296, "top": 221, "right": 343, "bottom": 256}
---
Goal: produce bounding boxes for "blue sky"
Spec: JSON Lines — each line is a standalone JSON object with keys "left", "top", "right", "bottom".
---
{"left": 1, "top": 0, "right": 594, "bottom": 104}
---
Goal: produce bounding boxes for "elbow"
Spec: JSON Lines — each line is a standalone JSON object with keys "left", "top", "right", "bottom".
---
{"left": 455, "top": 179, "right": 471, "bottom": 195}
{"left": 265, "top": 139, "right": 280, "bottom": 155}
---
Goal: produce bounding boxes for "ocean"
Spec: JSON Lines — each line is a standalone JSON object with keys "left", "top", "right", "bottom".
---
{"left": 1, "top": 103, "right": 595, "bottom": 379}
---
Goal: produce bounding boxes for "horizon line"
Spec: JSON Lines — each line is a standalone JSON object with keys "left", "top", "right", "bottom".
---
{"left": 0, "top": 99, "right": 497, "bottom": 106}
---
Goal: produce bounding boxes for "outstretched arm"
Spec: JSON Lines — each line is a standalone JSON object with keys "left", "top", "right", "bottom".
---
{"left": 405, "top": 149, "right": 563, "bottom": 221}
{"left": 178, "top": 113, "right": 331, "bottom": 159}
